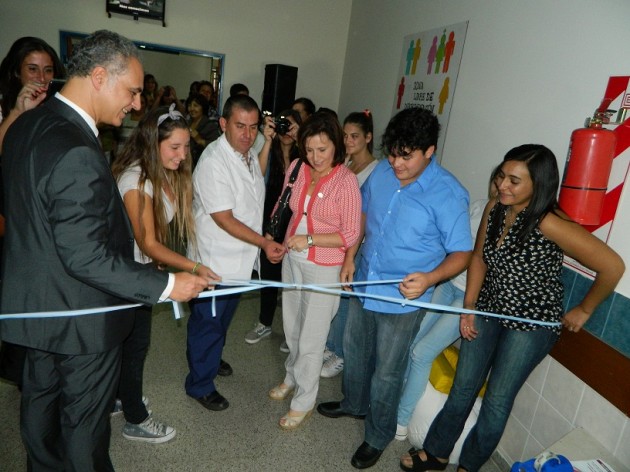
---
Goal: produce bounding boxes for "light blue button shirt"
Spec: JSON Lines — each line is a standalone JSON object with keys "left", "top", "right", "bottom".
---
{"left": 356, "top": 158, "right": 471, "bottom": 314}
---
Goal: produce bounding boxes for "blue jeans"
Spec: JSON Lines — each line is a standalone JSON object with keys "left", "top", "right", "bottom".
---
{"left": 325, "top": 244, "right": 364, "bottom": 358}
{"left": 397, "top": 280, "right": 463, "bottom": 426}
{"left": 325, "top": 294, "right": 349, "bottom": 357}
{"left": 423, "top": 317, "right": 559, "bottom": 472}
{"left": 341, "top": 297, "right": 424, "bottom": 450}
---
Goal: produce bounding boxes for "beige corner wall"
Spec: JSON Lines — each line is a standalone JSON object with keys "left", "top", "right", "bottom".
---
{"left": 340, "top": 0, "right": 630, "bottom": 295}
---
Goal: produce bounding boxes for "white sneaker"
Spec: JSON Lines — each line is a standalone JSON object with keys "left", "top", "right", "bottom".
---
{"left": 320, "top": 354, "right": 344, "bottom": 378}
{"left": 244, "top": 323, "right": 272, "bottom": 344}
{"left": 322, "top": 348, "right": 334, "bottom": 364}
{"left": 279, "top": 340, "right": 289, "bottom": 353}
{"left": 395, "top": 424, "right": 408, "bottom": 441}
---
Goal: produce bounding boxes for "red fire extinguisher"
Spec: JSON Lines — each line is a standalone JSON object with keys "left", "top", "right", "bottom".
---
{"left": 558, "top": 114, "right": 616, "bottom": 225}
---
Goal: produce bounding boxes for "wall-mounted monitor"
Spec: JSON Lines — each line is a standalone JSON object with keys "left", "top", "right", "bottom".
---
{"left": 106, "top": 0, "right": 166, "bottom": 26}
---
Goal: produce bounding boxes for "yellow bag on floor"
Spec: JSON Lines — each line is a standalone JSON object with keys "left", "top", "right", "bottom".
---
{"left": 429, "top": 345, "right": 486, "bottom": 397}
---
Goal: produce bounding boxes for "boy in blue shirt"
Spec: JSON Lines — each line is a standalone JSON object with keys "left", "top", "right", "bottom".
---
{"left": 317, "top": 107, "right": 472, "bottom": 469}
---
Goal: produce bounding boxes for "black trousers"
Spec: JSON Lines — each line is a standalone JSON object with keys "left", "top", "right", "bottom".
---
{"left": 117, "top": 305, "right": 152, "bottom": 424}
{"left": 22, "top": 345, "right": 121, "bottom": 472}
{"left": 258, "top": 249, "right": 283, "bottom": 327}
{"left": 0, "top": 341, "right": 26, "bottom": 386}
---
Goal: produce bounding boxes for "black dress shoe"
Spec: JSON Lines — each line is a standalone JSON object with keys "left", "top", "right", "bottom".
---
{"left": 217, "top": 359, "right": 233, "bottom": 376}
{"left": 194, "top": 391, "right": 229, "bottom": 411}
{"left": 317, "top": 401, "right": 366, "bottom": 419}
{"left": 351, "top": 441, "right": 383, "bottom": 469}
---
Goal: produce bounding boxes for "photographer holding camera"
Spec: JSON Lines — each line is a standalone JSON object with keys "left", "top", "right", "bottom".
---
{"left": 244, "top": 109, "right": 301, "bottom": 348}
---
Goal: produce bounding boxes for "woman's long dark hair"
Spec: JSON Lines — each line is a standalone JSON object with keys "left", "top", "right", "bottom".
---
{"left": 0, "top": 37, "right": 65, "bottom": 116}
{"left": 488, "top": 144, "right": 559, "bottom": 245}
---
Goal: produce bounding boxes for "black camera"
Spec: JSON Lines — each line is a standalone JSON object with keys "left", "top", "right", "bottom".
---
{"left": 263, "top": 111, "right": 291, "bottom": 136}
{"left": 274, "top": 116, "right": 291, "bottom": 135}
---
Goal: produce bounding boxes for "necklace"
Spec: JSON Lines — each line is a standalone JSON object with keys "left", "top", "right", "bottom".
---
{"left": 310, "top": 167, "right": 333, "bottom": 185}
{"left": 347, "top": 157, "right": 373, "bottom": 176}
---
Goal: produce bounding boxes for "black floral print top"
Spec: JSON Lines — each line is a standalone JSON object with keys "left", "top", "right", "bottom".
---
{"left": 476, "top": 204, "right": 564, "bottom": 333}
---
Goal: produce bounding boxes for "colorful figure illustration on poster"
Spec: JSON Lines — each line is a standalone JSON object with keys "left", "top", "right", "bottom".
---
{"left": 397, "top": 77, "right": 405, "bottom": 109}
{"left": 405, "top": 40, "right": 414, "bottom": 75}
{"left": 427, "top": 36, "right": 437, "bottom": 75}
{"left": 438, "top": 77, "right": 450, "bottom": 114}
{"left": 435, "top": 30, "right": 446, "bottom": 74}
{"left": 411, "top": 38, "right": 422, "bottom": 75}
{"left": 443, "top": 31, "right": 456, "bottom": 73}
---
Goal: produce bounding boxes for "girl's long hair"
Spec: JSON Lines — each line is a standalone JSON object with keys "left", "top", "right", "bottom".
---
{"left": 111, "top": 106, "right": 195, "bottom": 259}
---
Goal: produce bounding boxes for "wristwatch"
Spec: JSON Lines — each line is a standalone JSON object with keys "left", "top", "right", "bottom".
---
{"left": 306, "top": 234, "right": 314, "bottom": 247}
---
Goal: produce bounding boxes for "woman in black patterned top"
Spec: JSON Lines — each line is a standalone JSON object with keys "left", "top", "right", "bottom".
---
{"left": 400, "top": 144, "right": 624, "bottom": 472}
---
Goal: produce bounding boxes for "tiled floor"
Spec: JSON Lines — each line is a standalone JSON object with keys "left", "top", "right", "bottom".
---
{"left": 0, "top": 293, "right": 509, "bottom": 471}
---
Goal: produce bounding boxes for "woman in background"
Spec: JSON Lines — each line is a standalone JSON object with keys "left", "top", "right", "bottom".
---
{"left": 400, "top": 144, "right": 624, "bottom": 472}
{"left": 321, "top": 110, "right": 377, "bottom": 379}
{"left": 111, "top": 104, "right": 219, "bottom": 443}
{"left": 0, "top": 36, "right": 64, "bottom": 387}
{"left": 187, "top": 93, "right": 221, "bottom": 167}
{"left": 0, "top": 36, "right": 64, "bottom": 153}
{"left": 268, "top": 112, "right": 361, "bottom": 430}
{"left": 244, "top": 109, "right": 301, "bottom": 347}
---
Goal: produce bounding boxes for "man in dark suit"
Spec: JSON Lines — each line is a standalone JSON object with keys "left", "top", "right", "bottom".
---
{"left": 0, "top": 30, "right": 208, "bottom": 471}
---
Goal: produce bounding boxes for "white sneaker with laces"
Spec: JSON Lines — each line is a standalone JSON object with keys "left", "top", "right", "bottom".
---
{"left": 122, "top": 414, "right": 176, "bottom": 443}
{"left": 244, "top": 322, "right": 272, "bottom": 344}
{"left": 320, "top": 354, "right": 344, "bottom": 378}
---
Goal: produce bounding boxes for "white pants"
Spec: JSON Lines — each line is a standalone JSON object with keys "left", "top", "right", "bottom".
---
{"left": 282, "top": 252, "right": 341, "bottom": 412}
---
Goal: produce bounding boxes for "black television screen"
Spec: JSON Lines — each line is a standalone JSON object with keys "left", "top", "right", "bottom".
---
{"left": 106, "top": 0, "right": 166, "bottom": 23}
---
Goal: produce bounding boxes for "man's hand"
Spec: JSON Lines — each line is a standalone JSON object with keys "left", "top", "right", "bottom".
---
{"left": 263, "top": 238, "right": 285, "bottom": 264}
{"left": 398, "top": 272, "right": 432, "bottom": 300}
{"left": 170, "top": 272, "right": 208, "bottom": 301}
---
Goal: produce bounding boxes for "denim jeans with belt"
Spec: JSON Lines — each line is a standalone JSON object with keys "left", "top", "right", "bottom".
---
{"left": 423, "top": 316, "right": 559, "bottom": 471}
{"left": 341, "top": 297, "right": 424, "bottom": 450}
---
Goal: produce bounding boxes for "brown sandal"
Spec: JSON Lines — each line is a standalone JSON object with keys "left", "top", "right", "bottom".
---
{"left": 399, "top": 448, "right": 448, "bottom": 472}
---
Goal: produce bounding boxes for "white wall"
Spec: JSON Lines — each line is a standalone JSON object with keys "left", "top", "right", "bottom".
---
{"left": 339, "top": 0, "right": 630, "bottom": 294}
{"left": 0, "top": 0, "right": 352, "bottom": 113}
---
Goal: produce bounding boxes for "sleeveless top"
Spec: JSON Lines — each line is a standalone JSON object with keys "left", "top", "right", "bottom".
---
{"left": 476, "top": 204, "right": 564, "bottom": 333}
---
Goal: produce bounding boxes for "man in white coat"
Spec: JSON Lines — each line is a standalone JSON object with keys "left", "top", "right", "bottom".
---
{"left": 186, "top": 94, "right": 285, "bottom": 411}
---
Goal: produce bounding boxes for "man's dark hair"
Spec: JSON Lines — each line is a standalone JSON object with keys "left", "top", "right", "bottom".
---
{"left": 229, "top": 83, "right": 249, "bottom": 97}
{"left": 381, "top": 107, "right": 440, "bottom": 156}
{"left": 66, "top": 30, "right": 138, "bottom": 78}
{"left": 222, "top": 94, "right": 260, "bottom": 121}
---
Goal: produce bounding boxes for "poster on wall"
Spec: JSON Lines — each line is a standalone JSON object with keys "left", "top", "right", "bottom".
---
{"left": 563, "top": 76, "right": 630, "bottom": 281}
{"left": 106, "top": 0, "right": 166, "bottom": 25}
{"left": 391, "top": 21, "right": 468, "bottom": 160}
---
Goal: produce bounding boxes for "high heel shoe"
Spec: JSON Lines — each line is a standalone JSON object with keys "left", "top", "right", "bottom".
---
{"left": 268, "top": 383, "right": 294, "bottom": 401}
{"left": 278, "top": 409, "right": 313, "bottom": 431}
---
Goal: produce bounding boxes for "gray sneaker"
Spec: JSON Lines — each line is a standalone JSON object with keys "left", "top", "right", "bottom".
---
{"left": 279, "top": 340, "right": 290, "bottom": 353}
{"left": 245, "top": 323, "right": 272, "bottom": 344}
{"left": 111, "top": 395, "right": 149, "bottom": 416}
{"left": 122, "top": 414, "right": 176, "bottom": 443}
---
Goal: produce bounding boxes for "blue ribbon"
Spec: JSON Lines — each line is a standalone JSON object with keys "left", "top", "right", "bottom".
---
{"left": 0, "top": 278, "right": 561, "bottom": 327}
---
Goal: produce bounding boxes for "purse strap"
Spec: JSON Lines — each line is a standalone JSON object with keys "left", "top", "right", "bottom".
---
{"left": 287, "top": 159, "right": 303, "bottom": 186}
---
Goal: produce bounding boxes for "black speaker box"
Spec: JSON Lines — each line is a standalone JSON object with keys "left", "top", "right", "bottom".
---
{"left": 261, "top": 64, "right": 298, "bottom": 116}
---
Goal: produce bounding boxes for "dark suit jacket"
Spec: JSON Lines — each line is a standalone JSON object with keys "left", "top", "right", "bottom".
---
{"left": 0, "top": 97, "right": 169, "bottom": 355}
